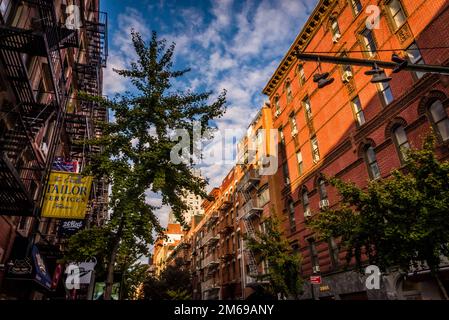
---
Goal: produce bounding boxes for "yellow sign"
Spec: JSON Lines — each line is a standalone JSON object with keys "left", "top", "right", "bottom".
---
{"left": 41, "top": 171, "right": 93, "bottom": 219}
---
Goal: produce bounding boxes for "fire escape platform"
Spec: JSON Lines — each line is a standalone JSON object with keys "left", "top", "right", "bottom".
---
{"left": 0, "top": 153, "right": 35, "bottom": 216}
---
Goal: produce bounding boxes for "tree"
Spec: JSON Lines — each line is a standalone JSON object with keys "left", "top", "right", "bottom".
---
{"left": 308, "top": 135, "right": 449, "bottom": 299}
{"left": 120, "top": 263, "right": 150, "bottom": 300}
{"left": 143, "top": 261, "right": 192, "bottom": 300}
{"left": 245, "top": 215, "right": 303, "bottom": 299}
{"left": 65, "top": 30, "right": 226, "bottom": 299}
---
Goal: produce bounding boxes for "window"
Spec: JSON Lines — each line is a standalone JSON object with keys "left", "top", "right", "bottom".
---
{"left": 365, "top": 146, "right": 381, "bottom": 179}
{"left": 303, "top": 96, "right": 312, "bottom": 122}
{"left": 274, "top": 96, "right": 281, "bottom": 114}
{"left": 352, "top": 96, "right": 365, "bottom": 126}
{"left": 328, "top": 237, "right": 339, "bottom": 269}
{"left": 288, "top": 201, "right": 296, "bottom": 233}
{"left": 406, "top": 42, "right": 425, "bottom": 79}
{"left": 257, "top": 129, "right": 263, "bottom": 147}
{"left": 377, "top": 77, "right": 394, "bottom": 105}
{"left": 302, "top": 190, "right": 310, "bottom": 213}
{"left": 298, "top": 64, "right": 306, "bottom": 86}
{"left": 341, "top": 52, "right": 352, "bottom": 73}
{"left": 318, "top": 179, "right": 328, "bottom": 200}
{"left": 393, "top": 126, "right": 410, "bottom": 162}
{"left": 330, "top": 18, "right": 341, "bottom": 42}
{"left": 278, "top": 127, "right": 285, "bottom": 145}
{"left": 311, "top": 136, "right": 320, "bottom": 163}
{"left": 361, "top": 28, "right": 377, "bottom": 57}
{"left": 290, "top": 113, "right": 298, "bottom": 136}
{"left": 282, "top": 162, "right": 290, "bottom": 185}
{"left": 286, "top": 81, "right": 293, "bottom": 102}
{"left": 0, "top": 0, "right": 11, "bottom": 19}
{"left": 387, "top": 0, "right": 406, "bottom": 30}
{"left": 350, "top": 0, "right": 362, "bottom": 16}
{"left": 296, "top": 150, "right": 303, "bottom": 176}
{"left": 258, "top": 186, "right": 270, "bottom": 207}
{"left": 429, "top": 100, "right": 449, "bottom": 141}
{"left": 308, "top": 239, "right": 319, "bottom": 269}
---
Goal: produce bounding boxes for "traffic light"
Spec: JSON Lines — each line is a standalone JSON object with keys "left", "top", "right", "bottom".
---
{"left": 392, "top": 53, "right": 408, "bottom": 73}
{"left": 365, "top": 63, "right": 392, "bottom": 83}
{"left": 313, "top": 72, "right": 335, "bottom": 88}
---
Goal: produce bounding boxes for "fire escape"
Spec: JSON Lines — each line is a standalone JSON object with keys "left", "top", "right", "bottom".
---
{"left": 0, "top": 0, "right": 77, "bottom": 216}
{"left": 237, "top": 168, "right": 262, "bottom": 285}
{"left": 67, "top": 7, "right": 108, "bottom": 226}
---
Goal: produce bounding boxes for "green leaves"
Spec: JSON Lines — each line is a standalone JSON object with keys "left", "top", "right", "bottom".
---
{"left": 309, "top": 134, "right": 449, "bottom": 274}
{"left": 245, "top": 215, "right": 303, "bottom": 299}
{"left": 65, "top": 29, "right": 227, "bottom": 298}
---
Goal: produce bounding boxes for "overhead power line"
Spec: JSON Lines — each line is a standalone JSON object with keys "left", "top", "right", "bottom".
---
{"left": 295, "top": 52, "right": 449, "bottom": 76}
{"left": 302, "top": 46, "right": 449, "bottom": 55}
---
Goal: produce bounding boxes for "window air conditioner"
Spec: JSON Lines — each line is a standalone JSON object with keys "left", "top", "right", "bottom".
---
{"left": 319, "top": 199, "right": 330, "bottom": 209}
{"left": 304, "top": 208, "right": 312, "bottom": 218}
{"left": 341, "top": 70, "right": 353, "bottom": 83}
{"left": 291, "top": 128, "right": 298, "bottom": 137}
{"left": 332, "top": 33, "right": 342, "bottom": 43}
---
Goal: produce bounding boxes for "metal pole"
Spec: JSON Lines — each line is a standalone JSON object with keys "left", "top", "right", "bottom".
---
{"left": 296, "top": 52, "right": 449, "bottom": 75}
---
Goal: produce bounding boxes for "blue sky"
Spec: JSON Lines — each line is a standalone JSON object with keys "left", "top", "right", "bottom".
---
{"left": 101, "top": 0, "right": 318, "bottom": 227}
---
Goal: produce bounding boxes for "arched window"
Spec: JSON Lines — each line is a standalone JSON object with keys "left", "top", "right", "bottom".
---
{"left": 392, "top": 125, "right": 410, "bottom": 163}
{"left": 429, "top": 100, "right": 449, "bottom": 141}
{"left": 318, "top": 178, "right": 328, "bottom": 200}
{"left": 288, "top": 200, "right": 296, "bottom": 233}
{"left": 302, "top": 189, "right": 310, "bottom": 215}
{"left": 365, "top": 146, "right": 381, "bottom": 179}
{"left": 330, "top": 17, "right": 341, "bottom": 42}
{"left": 274, "top": 95, "right": 281, "bottom": 115}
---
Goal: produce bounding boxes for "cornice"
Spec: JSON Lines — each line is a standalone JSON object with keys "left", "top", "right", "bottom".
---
{"left": 262, "top": 0, "right": 336, "bottom": 97}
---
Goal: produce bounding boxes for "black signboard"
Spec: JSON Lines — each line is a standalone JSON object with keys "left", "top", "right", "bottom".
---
{"left": 58, "top": 219, "right": 85, "bottom": 237}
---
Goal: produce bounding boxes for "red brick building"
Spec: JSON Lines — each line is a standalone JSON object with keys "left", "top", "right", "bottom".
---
{"left": 264, "top": 0, "right": 449, "bottom": 299}
{"left": 0, "top": 0, "right": 108, "bottom": 299}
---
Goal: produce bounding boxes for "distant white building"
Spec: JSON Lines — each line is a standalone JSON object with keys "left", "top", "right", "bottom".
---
{"left": 168, "top": 169, "right": 204, "bottom": 225}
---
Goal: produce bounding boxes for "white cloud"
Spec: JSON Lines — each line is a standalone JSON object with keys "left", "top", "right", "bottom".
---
{"left": 103, "top": 7, "right": 150, "bottom": 96}
{"left": 105, "top": 0, "right": 319, "bottom": 225}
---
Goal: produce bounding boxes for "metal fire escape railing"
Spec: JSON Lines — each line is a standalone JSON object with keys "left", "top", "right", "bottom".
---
{"left": 242, "top": 217, "right": 259, "bottom": 278}
{"left": 68, "top": 8, "right": 109, "bottom": 226}
{"left": 0, "top": 0, "right": 74, "bottom": 216}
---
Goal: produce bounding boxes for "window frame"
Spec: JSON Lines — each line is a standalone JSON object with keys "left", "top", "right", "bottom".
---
{"left": 392, "top": 125, "right": 410, "bottom": 163}
{"left": 330, "top": 17, "right": 342, "bottom": 42}
{"left": 385, "top": 0, "right": 407, "bottom": 31}
{"left": 296, "top": 149, "right": 304, "bottom": 176}
{"left": 297, "top": 64, "right": 306, "bottom": 86}
{"left": 311, "top": 135, "right": 320, "bottom": 163}
{"left": 288, "top": 201, "right": 296, "bottom": 233}
{"left": 360, "top": 28, "right": 377, "bottom": 57}
{"left": 302, "top": 96, "right": 312, "bottom": 123}
{"left": 302, "top": 189, "right": 310, "bottom": 213}
{"left": 349, "top": 0, "right": 363, "bottom": 17}
{"left": 282, "top": 161, "right": 291, "bottom": 186}
{"left": 285, "top": 80, "right": 293, "bottom": 103}
{"left": 318, "top": 178, "right": 328, "bottom": 200}
{"left": 406, "top": 42, "right": 425, "bottom": 80}
{"left": 364, "top": 146, "right": 381, "bottom": 180}
{"left": 428, "top": 100, "right": 449, "bottom": 142}
{"left": 351, "top": 95, "right": 365, "bottom": 127}
{"left": 376, "top": 76, "right": 394, "bottom": 106}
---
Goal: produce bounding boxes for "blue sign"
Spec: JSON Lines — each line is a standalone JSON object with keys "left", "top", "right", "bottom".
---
{"left": 32, "top": 245, "right": 52, "bottom": 290}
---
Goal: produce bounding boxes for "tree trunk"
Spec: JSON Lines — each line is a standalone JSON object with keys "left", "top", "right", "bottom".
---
{"left": 433, "top": 272, "right": 449, "bottom": 300}
{"left": 103, "top": 222, "right": 124, "bottom": 300}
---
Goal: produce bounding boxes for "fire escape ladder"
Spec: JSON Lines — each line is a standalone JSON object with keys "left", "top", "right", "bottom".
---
{"left": 242, "top": 218, "right": 259, "bottom": 278}
{"left": 85, "top": 11, "right": 108, "bottom": 68}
